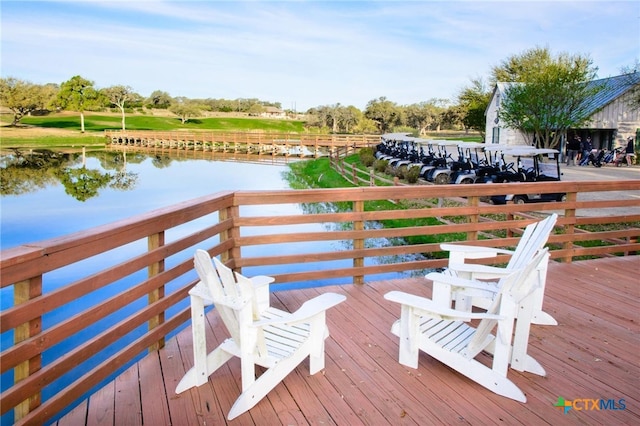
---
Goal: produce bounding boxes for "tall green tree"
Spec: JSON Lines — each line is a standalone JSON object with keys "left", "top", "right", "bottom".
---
{"left": 146, "top": 90, "right": 173, "bottom": 109}
{"left": 57, "top": 75, "right": 99, "bottom": 132}
{"left": 169, "top": 99, "right": 201, "bottom": 124}
{"left": 620, "top": 60, "right": 640, "bottom": 110}
{"left": 326, "top": 103, "right": 343, "bottom": 133}
{"left": 364, "top": 97, "right": 402, "bottom": 133}
{"left": 457, "top": 77, "right": 491, "bottom": 138}
{"left": 405, "top": 101, "right": 440, "bottom": 135}
{"left": 341, "top": 106, "right": 362, "bottom": 133}
{"left": 491, "top": 47, "right": 557, "bottom": 84}
{"left": 0, "top": 77, "right": 57, "bottom": 125}
{"left": 102, "top": 85, "right": 135, "bottom": 130}
{"left": 441, "top": 104, "right": 466, "bottom": 131}
{"left": 495, "top": 47, "right": 601, "bottom": 149}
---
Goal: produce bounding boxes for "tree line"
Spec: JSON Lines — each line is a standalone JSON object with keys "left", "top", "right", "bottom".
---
{"left": 2, "top": 46, "right": 637, "bottom": 149}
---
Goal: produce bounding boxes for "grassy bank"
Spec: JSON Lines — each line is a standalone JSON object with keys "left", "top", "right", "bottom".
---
{"left": 286, "top": 155, "right": 465, "bottom": 252}
{"left": 0, "top": 112, "right": 307, "bottom": 149}
{"left": 17, "top": 113, "right": 307, "bottom": 133}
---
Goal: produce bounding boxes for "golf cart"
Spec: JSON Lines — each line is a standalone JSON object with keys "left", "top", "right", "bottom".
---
{"left": 490, "top": 147, "right": 566, "bottom": 204}
{"left": 449, "top": 142, "right": 489, "bottom": 184}
{"left": 425, "top": 140, "right": 462, "bottom": 184}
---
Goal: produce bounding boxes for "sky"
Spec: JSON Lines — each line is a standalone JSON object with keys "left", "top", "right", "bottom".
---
{"left": 1, "top": 0, "right": 639, "bottom": 112}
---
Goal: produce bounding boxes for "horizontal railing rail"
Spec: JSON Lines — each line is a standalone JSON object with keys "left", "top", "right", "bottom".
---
{"left": 1, "top": 181, "right": 639, "bottom": 425}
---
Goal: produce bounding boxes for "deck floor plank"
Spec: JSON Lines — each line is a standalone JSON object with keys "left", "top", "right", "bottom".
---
{"left": 280, "top": 287, "right": 424, "bottom": 425}
{"left": 158, "top": 336, "right": 201, "bottom": 425}
{"left": 62, "top": 256, "right": 639, "bottom": 425}
{"left": 138, "top": 352, "right": 171, "bottom": 425}
{"left": 113, "top": 361, "right": 142, "bottom": 425}
{"left": 177, "top": 319, "right": 231, "bottom": 425}
{"left": 85, "top": 379, "right": 114, "bottom": 425}
{"left": 56, "top": 398, "right": 88, "bottom": 426}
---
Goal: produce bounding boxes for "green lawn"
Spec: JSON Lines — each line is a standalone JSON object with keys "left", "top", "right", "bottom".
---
{"left": 1, "top": 112, "right": 309, "bottom": 148}
{"left": 19, "top": 113, "right": 307, "bottom": 133}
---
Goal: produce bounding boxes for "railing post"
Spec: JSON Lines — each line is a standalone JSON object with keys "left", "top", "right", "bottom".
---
{"left": 220, "top": 205, "right": 242, "bottom": 271}
{"left": 467, "top": 196, "right": 479, "bottom": 241}
{"left": 563, "top": 191, "right": 578, "bottom": 263}
{"left": 370, "top": 169, "right": 375, "bottom": 187}
{"left": 506, "top": 212, "right": 514, "bottom": 238}
{"left": 14, "top": 277, "right": 43, "bottom": 421}
{"left": 148, "top": 231, "right": 165, "bottom": 352}
{"left": 352, "top": 166, "right": 358, "bottom": 186}
{"left": 353, "top": 200, "right": 365, "bottom": 285}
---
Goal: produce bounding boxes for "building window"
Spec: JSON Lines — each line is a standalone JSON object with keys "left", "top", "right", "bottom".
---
{"left": 492, "top": 127, "right": 500, "bottom": 144}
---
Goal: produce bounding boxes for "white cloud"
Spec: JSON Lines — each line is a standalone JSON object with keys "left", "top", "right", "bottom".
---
{"left": 1, "top": 1, "right": 638, "bottom": 110}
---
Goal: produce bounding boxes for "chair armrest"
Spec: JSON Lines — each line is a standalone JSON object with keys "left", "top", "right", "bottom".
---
{"left": 440, "top": 243, "right": 515, "bottom": 260}
{"left": 384, "top": 291, "right": 502, "bottom": 321}
{"left": 426, "top": 271, "right": 504, "bottom": 294}
{"left": 427, "top": 271, "right": 501, "bottom": 304}
{"left": 188, "top": 281, "right": 214, "bottom": 304}
{"left": 252, "top": 293, "right": 346, "bottom": 327}
{"left": 250, "top": 275, "right": 274, "bottom": 315}
{"left": 251, "top": 275, "right": 275, "bottom": 289}
{"left": 447, "top": 263, "right": 516, "bottom": 280}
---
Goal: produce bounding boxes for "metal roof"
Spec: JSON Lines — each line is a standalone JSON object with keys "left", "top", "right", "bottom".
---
{"left": 581, "top": 72, "right": 640, "bottom": 116}
{"left": 490, "top": 72, "right": 639, "bottom": 119}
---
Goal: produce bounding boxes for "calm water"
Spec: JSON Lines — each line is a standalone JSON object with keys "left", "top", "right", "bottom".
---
{"left": 1, "top": 149, "right": 415, "bottom": 425}
{"left": 1, "top": 150, "right": 294, "bottom": 249}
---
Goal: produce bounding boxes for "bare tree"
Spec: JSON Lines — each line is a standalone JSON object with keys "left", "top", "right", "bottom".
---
{"left": 103, "top": 85, "right": 134, "bottom": 130}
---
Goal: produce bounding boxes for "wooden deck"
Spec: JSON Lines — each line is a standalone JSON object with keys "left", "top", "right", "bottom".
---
{"left": 57, "top": 256, "right": 639, "bottom": 425}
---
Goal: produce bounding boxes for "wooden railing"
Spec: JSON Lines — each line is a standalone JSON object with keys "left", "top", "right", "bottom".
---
{"left": 105, "top": 130, "right": 380, "bottom": 157}
{"left": 1, "top": 182, "right": 640, "bottom": 424}
{"left": 329, "top": 146, "right": 409, "bottom": 186}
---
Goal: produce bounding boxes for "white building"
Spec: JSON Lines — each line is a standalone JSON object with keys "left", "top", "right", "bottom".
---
{"left": 485, "top": 73, "right": 640, "bottom": 151}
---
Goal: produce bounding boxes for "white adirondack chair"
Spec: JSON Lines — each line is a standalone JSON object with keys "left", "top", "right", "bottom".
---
{"left": 435, "top": 213, "right": 557, "bottom": 325}
{"left": 385, "top": 248, "right": 549, "bottom": 402}
{"left": 176, "top": 249, "right": 346, "bottom": 420}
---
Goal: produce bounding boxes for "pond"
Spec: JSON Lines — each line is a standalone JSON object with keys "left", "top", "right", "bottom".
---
{"left": 1, "top": 148, "right": 422, "bottom": 425}
{"left": 0, "top": 149, "right": 298, "bottom": 249}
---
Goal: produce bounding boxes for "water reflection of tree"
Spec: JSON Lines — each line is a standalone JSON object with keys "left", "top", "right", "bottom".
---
{"left": 151, "top": 154, "right": 173, "bottom": 168}
{"left": 57, "top": 167, "right": 112, "bottom": 201}
{"left": 0, "top": 149, "right": 77, "bottom": 195}
{"left": 0, "top": 149, "right": 138, "bottom": 201}
{"left": 90, "top": 151, "right": 139, "bottom": 192}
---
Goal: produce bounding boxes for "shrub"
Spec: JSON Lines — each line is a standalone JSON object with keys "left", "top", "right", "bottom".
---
{"left": 359, "top": 148, "right": 375, "bottom": 167}
{"left": 395, "top": 165, "right": 408, "bottom": 179}
{"left": 359, "top": 147, "right": 374, "bottom": 159}
{"left": 406, "top": 165, "right": 421, "bottom": 183}
{"left": 374, "top": 159, "right": 388, "bottom": 172}
{"left": 385, "top": 164, "right": 395, "bottom": 176}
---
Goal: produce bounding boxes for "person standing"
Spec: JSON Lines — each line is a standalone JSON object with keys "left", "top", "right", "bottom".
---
{"left": 625, "top": 136, "right": 635, "bottom": 166}
{"left": 566, "top": 135, "right": 580, "bottom": 166}
{"left": 580, "top": 136, "right": 593, "bottom": 166}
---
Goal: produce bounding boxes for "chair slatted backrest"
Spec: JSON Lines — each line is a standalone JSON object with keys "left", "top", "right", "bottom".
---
{"left": 507, "top": 214, "right": 557, "bottom": 270}
{"left": 212, "top": 257, "right": 264, "bottom": 321}
{"left": 466, "top": 248, "right": 549, "bottom": 357}
{"left": 194, "top": 249, "right": 252, "bottom": 344}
